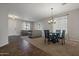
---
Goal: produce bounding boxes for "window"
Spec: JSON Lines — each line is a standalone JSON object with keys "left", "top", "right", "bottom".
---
{"left": 21, "top": 22, "right": 30, "bottom": 30}
{"left": 53, "top": 16, "right": 67, "bottom": 34}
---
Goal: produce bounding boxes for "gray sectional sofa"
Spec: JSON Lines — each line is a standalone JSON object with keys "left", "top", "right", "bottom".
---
{"left": 29, "top": 30, "right": 42, "bottom": 38}
{"left": 21, "top": 30, "right": 42, "bottom": 38}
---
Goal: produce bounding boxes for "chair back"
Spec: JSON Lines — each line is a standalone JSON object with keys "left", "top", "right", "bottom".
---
{"left": 51, "top": 33, "right": 57, "bottom": 43}
{"left": 44, "top": 30, "right": 50, "bottom": 38}
{"left": 56, "top": 30, "right": 61, "bottom": 38}
{"left": 61, "top": 30, "right": 65, "bottom": 38}
{"left": 56, "top": 30, "right": 61, "bottom": 33}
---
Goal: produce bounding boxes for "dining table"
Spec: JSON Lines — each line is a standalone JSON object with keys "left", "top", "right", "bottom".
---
{"left": 49, "top": 32, "right": 60, "bottom": 43}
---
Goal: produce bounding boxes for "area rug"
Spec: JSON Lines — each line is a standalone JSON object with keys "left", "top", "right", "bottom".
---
{"left": 21, "top": 36, "right": 79, "bottom": 56}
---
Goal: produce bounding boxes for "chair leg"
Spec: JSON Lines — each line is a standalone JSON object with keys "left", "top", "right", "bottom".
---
{"left": 57, "top": 38, "right": 59, "bottom": 42}
{"left": 62, "top": 38, "right": 65, "bottom": 45}
{"left": 63, "top": 38, "right": 65, "bottom": 44}
{"left": 48, "top": 40, "right": 50, "bottom": 44}
{"left": 61, "top": 38, "right": 63, "bottom": 45}
{"left": 48, "top": 38, "right": 50, "bottom": 44}
{"left": 44, "top": 38, "right": 46, "bottom": 44}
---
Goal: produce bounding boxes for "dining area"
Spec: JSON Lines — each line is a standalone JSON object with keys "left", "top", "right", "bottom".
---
{"left": 43, "top": 14, "right": 67, "bottom": 45}
{"left": 44, "top": 30, "right": 65, "bottom": 45}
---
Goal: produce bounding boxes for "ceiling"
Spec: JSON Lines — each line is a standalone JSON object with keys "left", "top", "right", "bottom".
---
{"left": 8, "top": 3, "right": 79, "bottom": 21}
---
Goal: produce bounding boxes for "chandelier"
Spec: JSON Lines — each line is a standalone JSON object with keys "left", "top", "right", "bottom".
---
{"left": 48, "top": 8, "right": 56, "bottom": 24}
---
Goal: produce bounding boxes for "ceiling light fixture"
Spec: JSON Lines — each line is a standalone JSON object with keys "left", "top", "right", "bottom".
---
{"left": 61, "top": 3, "right": 67, "bottom": 5}
{"left": 48, "top": 8, "right": 56, "bottom": 24}
{"left": 8, "top": 14, "right": 20, "bottom": 19}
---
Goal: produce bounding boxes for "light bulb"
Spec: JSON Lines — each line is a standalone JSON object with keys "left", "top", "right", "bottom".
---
{"left": 48, "top": 21, "right": 50, "bottom": 23}
{"left": 54, "top": 20, "right": 56, "bottom": 22}
{"left": 8, "top": 14, "right": 13, "bottom": 18}
{"left": 50, "top": 20, "right": 53, "bottom": 22}
{"left": 8, "top": 14, "right": 20, "bottom": 19}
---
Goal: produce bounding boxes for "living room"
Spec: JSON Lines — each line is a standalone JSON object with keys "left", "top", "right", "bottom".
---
{"left": 0, "top": 3, "right": 79, "bottom": 56}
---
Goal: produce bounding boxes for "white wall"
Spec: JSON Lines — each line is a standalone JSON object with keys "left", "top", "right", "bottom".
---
{"left": 0, "top": 4, "right": 8, "bottom": 47}
{"left": 8, "top": 18, "right": 22, "bottom": 36}
{"left": 34, "top": 20, "right": 52, "bottom": 37}
{"left": 35, "top": 19, "right": 52, "bottom": 31}
{"left": 68, "top": 9, "right": 79, "bottom": 41}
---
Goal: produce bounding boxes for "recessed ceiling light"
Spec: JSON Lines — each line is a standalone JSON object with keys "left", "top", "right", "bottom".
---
{"left": 8, "top": 14, "right": 13, "bottom": 18}
{"left": 8, "top": 14, "right": 20, "bottom": 19}
{"left": 61, "top": 3, "right": 67, "bottom": 5}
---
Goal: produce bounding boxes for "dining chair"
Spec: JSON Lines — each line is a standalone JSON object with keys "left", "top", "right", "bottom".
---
{"left": 56, "top": 30, "right": 61, "bottom": 33}
{"left": 44, "top": 30, "right": 50, "bottom": 44}
{"left": 50, "top": 33, "right": 57, "bottom": 43}
{"left": 56, "top": 30, "right": 61, "bottom": 38}
{"left": 56, "top": 33, "right": 60, "bottom": 42}
{"left": 60, "top": 30, "right": 65, "bottom": 45}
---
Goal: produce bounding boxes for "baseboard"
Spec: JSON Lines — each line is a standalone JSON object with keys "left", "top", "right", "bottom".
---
{"left": 0, "top": 41, "right": 8, "bottom": 47}
{"left": 8, "top": 35, "right": 20, "bottom": 37}
{"left": 69, "top": 38, "right": 79, "bottom": 42}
